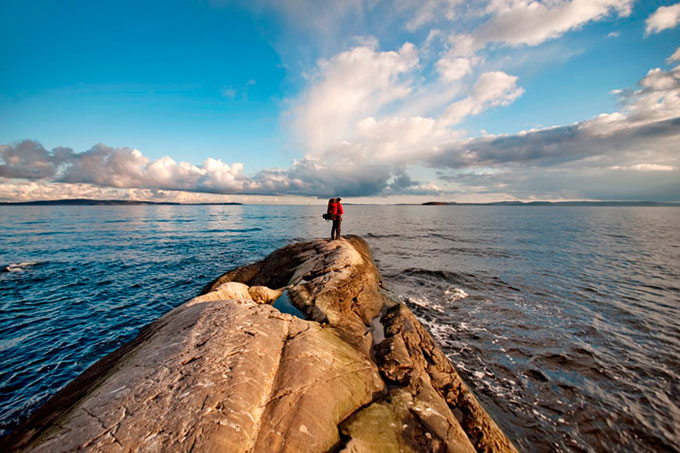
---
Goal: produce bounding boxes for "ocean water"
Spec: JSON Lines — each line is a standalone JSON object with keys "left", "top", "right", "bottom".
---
{"left": 1, "top": 205, "right": 678, "bottom": 451}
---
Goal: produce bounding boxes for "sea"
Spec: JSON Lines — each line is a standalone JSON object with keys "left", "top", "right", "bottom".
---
{"left": 0, "top": 204, "right": 678, "bottom": 452}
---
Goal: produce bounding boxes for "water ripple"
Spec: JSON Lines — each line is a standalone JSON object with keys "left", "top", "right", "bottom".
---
{"left": 0, "top": 205, "right": 679, "bottom": 452}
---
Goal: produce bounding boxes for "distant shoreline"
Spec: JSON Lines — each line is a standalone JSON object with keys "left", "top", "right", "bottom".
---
{"left": 0, "top": 198, "right": 678, "bottom": 207}
{"left": 0, "top": 199, "right": 243, "bottom": 206}
{"left": 419, "top": 201, "right": 680, "bottom": 207}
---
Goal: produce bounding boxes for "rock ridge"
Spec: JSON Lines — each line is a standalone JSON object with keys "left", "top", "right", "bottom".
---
{"left": 3, "top": 235, "right": 517, "bottom": 452}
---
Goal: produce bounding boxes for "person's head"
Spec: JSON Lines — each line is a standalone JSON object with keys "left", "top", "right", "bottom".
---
{"left": 336, "top": 197, "right": 342, "bottom": 203}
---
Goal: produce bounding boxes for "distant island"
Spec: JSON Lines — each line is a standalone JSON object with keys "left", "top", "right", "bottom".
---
{"left": 421, "top": 201, "right": 680, "bottom": 207}
{"left": 0, "top": 199, "right": 243, "bottom": 206}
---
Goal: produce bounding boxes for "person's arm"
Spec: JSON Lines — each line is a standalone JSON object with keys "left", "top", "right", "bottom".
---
{"left": 338, "top": 204, "right": 344, "bottom": 216}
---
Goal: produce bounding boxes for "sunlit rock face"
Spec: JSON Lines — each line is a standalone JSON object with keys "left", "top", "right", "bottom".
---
{"left": 4, "top": 236, "right": 516, "bottom": 453}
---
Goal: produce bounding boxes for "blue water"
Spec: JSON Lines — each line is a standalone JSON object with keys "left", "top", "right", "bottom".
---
{"left": 1, "top": 205, "right": 679, "bottom": 452}
{"left": 273, "top": 291, "right": 306, "bottom": 318}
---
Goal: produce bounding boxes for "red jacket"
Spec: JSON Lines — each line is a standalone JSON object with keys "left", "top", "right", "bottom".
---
{"left": 334, "top": 201, "right": 343, "bottom": 219}
{"left": 327, "top": 200, "right": 343, "bottom": 219}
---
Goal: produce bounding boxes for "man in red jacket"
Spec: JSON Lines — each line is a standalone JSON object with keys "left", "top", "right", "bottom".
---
{"left": 331, "top": 197, "right": 343, "bottom": 240}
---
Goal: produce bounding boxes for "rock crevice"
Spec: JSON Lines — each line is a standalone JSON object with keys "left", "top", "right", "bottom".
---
{"left": 3, "top": 235, "right": 516, "bottom": 452}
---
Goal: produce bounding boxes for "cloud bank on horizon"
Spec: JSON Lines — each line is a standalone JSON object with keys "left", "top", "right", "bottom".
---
{"left": 1, "top": 0, "right": 679, "bottom": 202}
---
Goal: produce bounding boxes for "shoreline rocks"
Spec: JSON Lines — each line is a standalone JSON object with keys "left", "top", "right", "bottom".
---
{"left": 2, "top": 235, "right": 517, "bottom": 452}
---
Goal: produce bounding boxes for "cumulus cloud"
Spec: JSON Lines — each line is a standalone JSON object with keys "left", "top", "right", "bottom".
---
{"left": 436, "top": 55, "right": 477, "bottom": 81}
{"left": 0, "top": 141, "right": 433, "bottom": 199}
{"left": 412, "top": 64, "right": 680, "bottom": 200}
{"left": 1, "top": 142, "right": 252, "bottom": 192}
{"left": 429, "top": 117, "right": 680, "bottom": 169}
{"left": 289, "top": 41, "right": 523, "bottom": 168}
{"left": 0, "top": 140, "right": 73, "bottom": 179}
{"left": 428, "top": 66, "right": 680, "bottom": 171}
{"left": 3, "top": 61, "right": 679, "bottom": 201}
{"left": 291, "top": 42, "right": 419, "bottom": 154}
{"left": 619, "top": 65, "right": 680, "bottom": 125}
{"left": 441, "top": 71, "right": 524, "bottom": 124}
{"left": 645, "top": 3, "right": 680, "bottom": 35}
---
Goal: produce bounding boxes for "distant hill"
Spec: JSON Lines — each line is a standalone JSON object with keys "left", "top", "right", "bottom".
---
{"left": 422, "top": 200, "right": 680, "bottom": 207}
{"left": 0, "top": 199, "right": 243, "bottom": 206}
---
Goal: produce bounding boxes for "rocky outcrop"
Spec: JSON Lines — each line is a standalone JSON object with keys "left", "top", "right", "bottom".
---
{"left": 3, "top": 235, "right": 516, "bottom": 452}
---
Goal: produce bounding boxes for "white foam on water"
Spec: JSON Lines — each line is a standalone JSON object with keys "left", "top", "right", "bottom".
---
{"left": 405, "top": 295, "right": 446, "bottom": 312}
{"left": 4, "top": 262, "right": 40, "bottom": 272}
{"left": 419, "top": 317, "right": 457, "bottom": 339}
{"left": 444, "top": 287, "right": 469, "bottom": 302}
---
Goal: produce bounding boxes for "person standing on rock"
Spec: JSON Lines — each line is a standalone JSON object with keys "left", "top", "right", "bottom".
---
{"left": 327, "top": 198, "right": 337, "bottom": 239}
{"left": 331, "top": 197, "right": 343, "bottom": 240}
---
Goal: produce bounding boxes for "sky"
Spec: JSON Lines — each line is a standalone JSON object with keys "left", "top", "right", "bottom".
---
{"left": 1, "top": 0, "right": 679, "bottom": 203}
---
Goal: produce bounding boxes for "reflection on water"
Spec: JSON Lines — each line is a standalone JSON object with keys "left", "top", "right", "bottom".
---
{"left": 1, "top": 205, "right": 679, "bottom": 452}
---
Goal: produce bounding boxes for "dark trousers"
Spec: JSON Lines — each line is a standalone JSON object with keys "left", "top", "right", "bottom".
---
{"left": 331, "top": 218, "right": 342, "bottom": 239}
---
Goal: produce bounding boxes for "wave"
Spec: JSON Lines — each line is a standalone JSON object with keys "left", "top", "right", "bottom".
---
{"left": 400, "top": 287, "right": 469, "bottom": 315}
{"left": 398, "top": 268, "right": 520, "bottom": 293}
{"left": 204, "top": 227, "right": 263, "bottom": 233}
{"left": 364, "top": 233, "right": 403, "bottom": 239}
{"left": 2, "top": 262, "right": 43, "bottom": 273}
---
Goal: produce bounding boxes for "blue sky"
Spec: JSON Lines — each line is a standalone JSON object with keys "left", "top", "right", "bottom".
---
{"left": 1, "top": 0, "right": 679, "bottom": 202}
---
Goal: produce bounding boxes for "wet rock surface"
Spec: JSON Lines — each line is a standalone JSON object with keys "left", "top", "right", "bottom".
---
{"left": 3, "top": 235, "right": 516, "bottom": 452}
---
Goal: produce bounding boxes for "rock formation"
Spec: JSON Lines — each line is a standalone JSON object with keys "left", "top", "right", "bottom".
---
{"left": 3, "top": 236, "right": 516, "bottom": 452}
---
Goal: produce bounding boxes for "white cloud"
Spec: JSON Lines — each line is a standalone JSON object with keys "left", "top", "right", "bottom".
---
{"left": 427, "top": 64, "right": 680, "bottom": 170}
{"left": 645, "top": 3, "right": 680, "bottom": 35}
{"left": 452, "top": 0, "right": 632, "bottom": 54}
{"left": 4, "top": 59, "right": 679, "bottom": 201}
{"left": 350, "top": 115, "right": 463, "bottom": 163}
{"left": 441, "top": 71, "right": 524, "bottom": 124}
{"left": 667, "top": 46, "right": 680, "bottom": 63}
{"left": 1, "top": 141, "right": 438, "bottom": 198}
{"left": 621, "top": 66, "right": 680, "bottom": 124}
{"left": 1, "top": 142, "right": 257, "bottom": 194}
{"left": 436, "top": 55, "right": 477, "bottom": 81}
{"left": 399, "top": 0, "right": 461, "bottom": 31}
{"left": 289, "top": 41, "right": 523, "bottom": 167}
{"left": 0, "top": 180, "right": 320, "bottom": 204}
{"left": 610, "top": 164, "right": 676, "bottom": 171}
{"left": 291, "top": 42, "right": 421, "bottom": 155}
